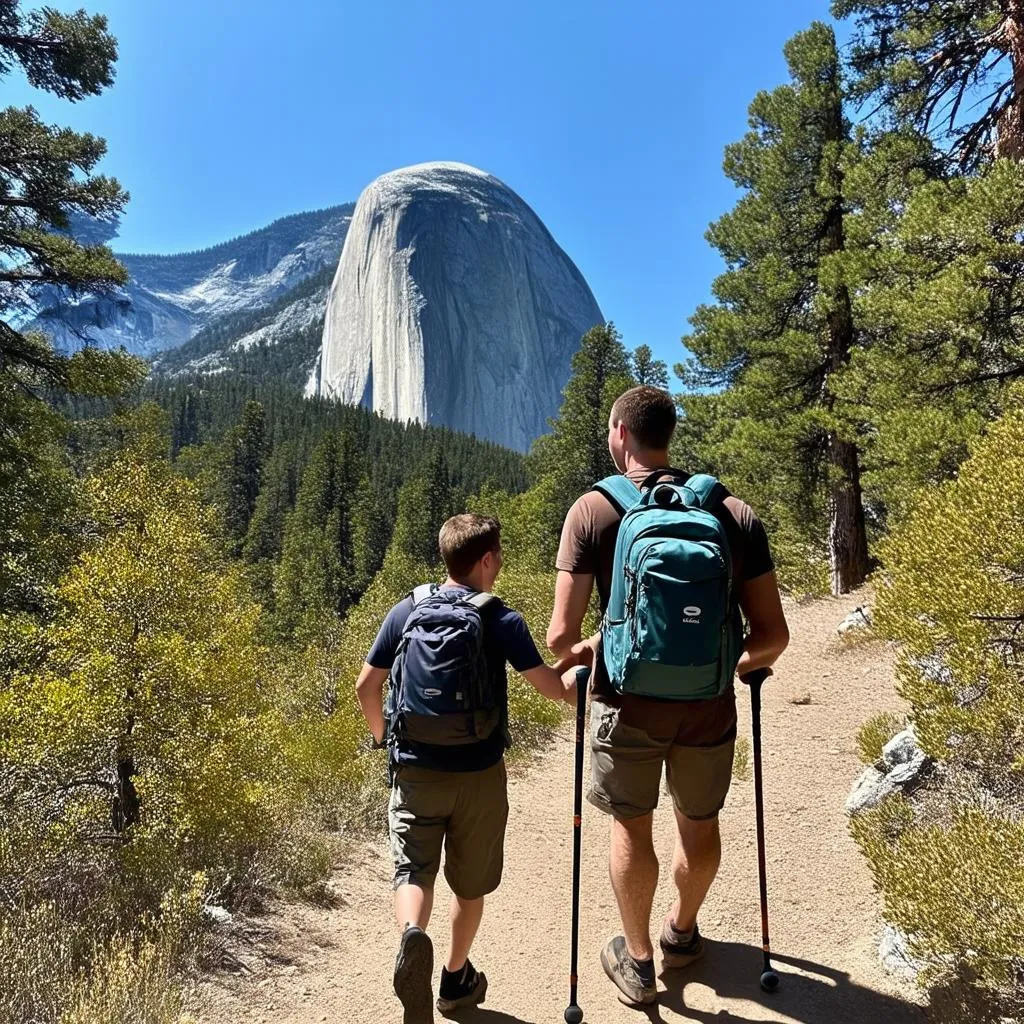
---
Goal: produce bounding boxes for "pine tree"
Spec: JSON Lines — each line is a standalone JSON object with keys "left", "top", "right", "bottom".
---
{"left": 221, "top": 401, "right": 268, "bottom": 552}
{"left": 531, "top": 323, "right": 635, "bottom": 501}
{"left": 835, "top": 0, "right": 1024, "bottom": 168}
{"left": 273, "top": 430, "right": 364, "bottom": 634}
{"left": 631, "top": 344, "right": 669, "bottom": 390}
{"left": 351, "top": 474, "right": 393, "bottom": 593}
{"left": 681, "top": 23, "right": 870, "bottom": 594}
{"left": 0, "top": 1, "right": 128, "bottom": 378}
{"left": 391, "top": 447, "right": 455, "bottom": 567}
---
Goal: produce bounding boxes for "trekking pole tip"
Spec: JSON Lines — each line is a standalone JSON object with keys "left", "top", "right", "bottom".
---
{"left": 564, "top": 1003, "right": 584, "bottom": 1023}
{"left": 760, "top": 968, "right": 780, "bottom": 992}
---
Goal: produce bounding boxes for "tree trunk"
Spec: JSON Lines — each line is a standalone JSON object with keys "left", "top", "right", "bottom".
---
{"left": 828, "top": 438, "right": 870, "bottom": 595}
{"left": 821, "top": 63, "right": 871, "bottom": 595}
{"left": 998, "top": 1, "right": 1024, "bottom": 159}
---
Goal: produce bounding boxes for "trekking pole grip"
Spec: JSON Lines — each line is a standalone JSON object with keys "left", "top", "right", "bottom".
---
{"left": 740, "top": 667, "right": 771, "bottom": 688}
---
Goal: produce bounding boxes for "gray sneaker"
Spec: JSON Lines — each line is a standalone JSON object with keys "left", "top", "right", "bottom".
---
{"left": 394, "top": 925, "right": 434, "bottom": 1024}
{"left": 660, "top": 920, "right": 706, "bottom": 970}
{"left": 600, "top": 935, "right": 658, "bottom": 1007}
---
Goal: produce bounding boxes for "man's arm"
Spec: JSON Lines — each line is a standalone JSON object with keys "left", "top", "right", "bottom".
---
{"left": 736, "top": 571, "right": 790, "bottom": 676}
{"left": 547, "top": 570, "right": 594, "bottom": 658}
{"left": 355, "top": 662, "right": 390, "bottom": 744}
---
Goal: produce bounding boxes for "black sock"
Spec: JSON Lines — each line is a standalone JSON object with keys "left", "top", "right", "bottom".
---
{"left": 631, "top": 955, "right": 656, "bottom": 985}
{"left": 440, "top": 961, "right": 475, "bottom": 998}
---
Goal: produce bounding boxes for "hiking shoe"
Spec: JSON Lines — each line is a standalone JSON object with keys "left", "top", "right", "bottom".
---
{"left": 659, "top": 920, "right": 705, "bottom": 970}
{"left": 394, "top": 925, "right": 434, "bottom": 1024}
{"left": 436, "top": 959, "right": 487, "bottom": 1016}
{"left": 600, "top": 935, "right": 657, "bottom": 1007}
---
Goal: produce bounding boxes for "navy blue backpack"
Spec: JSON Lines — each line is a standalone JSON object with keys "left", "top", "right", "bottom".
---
{"left": 386, "top": 585, "right": 503, "bottom": 746}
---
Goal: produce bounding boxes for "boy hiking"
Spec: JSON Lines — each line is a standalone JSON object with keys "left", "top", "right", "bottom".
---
{"left": 547, "top": 386, "right": 790, "bottom": 1007}
{"left": 355, "top": 513, "right": 583, "bottom": 1024}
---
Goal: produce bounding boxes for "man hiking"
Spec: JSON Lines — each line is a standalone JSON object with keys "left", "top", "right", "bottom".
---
{"left": 355, "top": 512, "right": 584, "bottom": 1023}
{"left": 547, "top": 385, "right": 790, "bottom": 1007}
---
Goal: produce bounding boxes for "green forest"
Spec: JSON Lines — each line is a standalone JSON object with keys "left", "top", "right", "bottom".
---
{"left": 2, "top": 1, "right": 1023, "bottom": 1022}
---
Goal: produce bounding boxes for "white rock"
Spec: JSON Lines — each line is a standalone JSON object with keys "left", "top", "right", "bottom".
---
{"left": 202, "top": 904, "right": 233, "bottom": 926}
{"left": 886, "top": 750, "right": 930, "bottom": 789}
{"left": 881, "top": 728, "right": 919, "bottom": 769}
{"left": 879, "top": 924, "right": 923, "bottom": 980}
{"left": 314, "top": 162, "right": 603, "bottom": 451}
{"left": 838, "top": 605, "right": 873, "bottom": 635}
{"left": 845, "top": 766, "right": 895, "bottom": 815}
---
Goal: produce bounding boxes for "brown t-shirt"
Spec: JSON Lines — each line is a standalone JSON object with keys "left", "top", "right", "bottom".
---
{"left": 555, "top": 466, "right": 775, "bottom": 743}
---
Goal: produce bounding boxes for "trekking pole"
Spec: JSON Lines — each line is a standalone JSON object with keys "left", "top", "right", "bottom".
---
{"left": 741, "top": 667, "right": 780, "bottom": 993}
{"left": 564, "top": 665, "right": 590, "bottom": 1024}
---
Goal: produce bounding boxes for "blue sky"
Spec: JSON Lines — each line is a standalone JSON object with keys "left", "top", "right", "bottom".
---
{"left": 8, "top": 0, "right": 840, "bottom": 370}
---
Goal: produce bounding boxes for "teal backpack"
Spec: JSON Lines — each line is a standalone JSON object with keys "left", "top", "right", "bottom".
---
{"left": 595, "top": 469, "right": 743, "bottom": 701}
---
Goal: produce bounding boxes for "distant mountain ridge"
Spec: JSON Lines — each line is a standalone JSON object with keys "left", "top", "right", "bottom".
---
{"left": 33, "top": 204, "right": 354, "bottom": 356}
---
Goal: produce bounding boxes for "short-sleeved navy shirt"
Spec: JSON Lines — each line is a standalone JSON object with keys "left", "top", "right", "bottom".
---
{"left": 368, "top": 584, "right": 544, "bottom": 772}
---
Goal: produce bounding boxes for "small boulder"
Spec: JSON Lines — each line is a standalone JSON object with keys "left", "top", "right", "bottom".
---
{"left": 202, "top": 904, "right": 233, "bottom": 927}
{"left": 845, "top": 766, "right": 896, "bottom": 815}
{"left": 879, "top": 924, "right": 923, "bottom": 981}
{"left": 887, "top": 750, "right": 930, "bottom": 791}
{"left": 881, "top": 728, "right": 919, "bottom": 769}
{"left": 838, "top": 605, "right": 873, "bottom": 636}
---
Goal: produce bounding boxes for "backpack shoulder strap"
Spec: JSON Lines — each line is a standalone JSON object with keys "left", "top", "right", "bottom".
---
{"left": 411, "top": 583, "right": 438, "bottom": 605}
{"left": 465, "top": 591, "right": 497, "bottom": 611}
{"left": 682, "top": 473, "right": 730, "bottom": 511}
{"left": 592, "top": 475, "right": 643, "bottom": 517}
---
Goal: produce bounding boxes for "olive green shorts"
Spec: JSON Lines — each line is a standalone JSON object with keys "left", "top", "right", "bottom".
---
{"left": 388, "top": 759, "right": 509, "bottom": 899}
{"left": 588, "top": 698, "right": 736, "bottom": 821}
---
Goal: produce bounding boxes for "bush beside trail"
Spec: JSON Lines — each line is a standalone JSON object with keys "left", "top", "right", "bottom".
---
{"left": 854, "top": 395, "right": 1024, "bottom": 1020}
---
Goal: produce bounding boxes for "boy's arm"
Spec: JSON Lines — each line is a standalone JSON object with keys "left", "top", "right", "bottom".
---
{"left": 520, "top": 663, "right": 580, "bottom": 704}
{"left": 355, "top": 662, "right": 390, "bottom": 745}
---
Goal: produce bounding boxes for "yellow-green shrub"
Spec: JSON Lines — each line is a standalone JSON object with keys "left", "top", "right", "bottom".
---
{"left": 0, "top": 453, "right": 334, "bottom": 913}
{"left": 875, "top": 397, "right": 1024, "bottom": 772}
{"left": 853, "top": 800, "right": 1024, "bottom": 989}
{"left": 856, "top": 711, "right": 906, "bottom": 765}
{"left": 856, "top": 396, "right": 1024, "bottom": 1006}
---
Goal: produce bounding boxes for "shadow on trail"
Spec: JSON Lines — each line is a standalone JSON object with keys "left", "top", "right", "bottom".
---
{"left": 450, "top": 1008, "right": 536, "bottom": 1024}
{"left": 443, "top": 942, "right": 924, "bottom": 1024}
{"left": 648, "top": 941, "right": 924, "bottom": 1024}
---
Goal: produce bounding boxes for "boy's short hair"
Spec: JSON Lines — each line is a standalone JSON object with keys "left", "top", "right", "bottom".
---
{"left": 610, "top": 386, "right": 677, "bottom": 450}
{"left": 439, "top": 513, "right": 502, "bottom": 578}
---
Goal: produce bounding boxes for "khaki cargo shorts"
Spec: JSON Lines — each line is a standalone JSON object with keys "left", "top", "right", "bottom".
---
{"left": 389, "top": 758, "right": 509, "bottom": 899}
{"left": 588, "top": 697, "right": 736, "bottom": 821}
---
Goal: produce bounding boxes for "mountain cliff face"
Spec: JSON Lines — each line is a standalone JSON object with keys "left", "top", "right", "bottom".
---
{"left": 311, "top": 162, "right": 603, "bottom": 451}
{"left": 34, "top": 205, "right": 354, "bottom": 356}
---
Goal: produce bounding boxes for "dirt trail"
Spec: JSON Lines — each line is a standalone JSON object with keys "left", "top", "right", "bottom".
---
{"left": 192, "top": 590, "right": 927, "bottom": 1024}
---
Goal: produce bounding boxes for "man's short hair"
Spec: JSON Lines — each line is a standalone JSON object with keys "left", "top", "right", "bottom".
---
{"left": 610, "top": 386, "right": 677, "bottom": 450}
{"left": 439, "top": 513, "right": 502, "bottom": 578}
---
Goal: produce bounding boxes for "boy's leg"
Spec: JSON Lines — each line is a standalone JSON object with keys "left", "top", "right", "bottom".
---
{"left": 668, "top": 811, "right": 721, "bottom": 933}
{"left": 447, "top": 895, "right": 484, "bottom": 971}
{"left": 659, "top": 734, "right": 734, "bottom": 967}
{"left": 443, "top": 760, "right": 508, "bottom": 965}
{"left": 389, "top": 765, "right": 455, "bottom": 1023}
{"left": 395, "top": 883, "right": 434, "bottom": 932}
